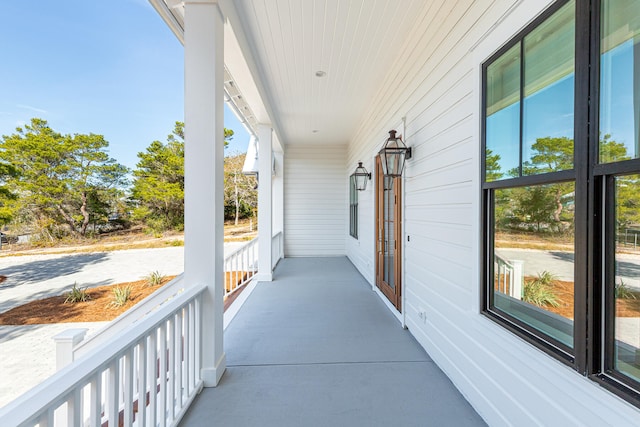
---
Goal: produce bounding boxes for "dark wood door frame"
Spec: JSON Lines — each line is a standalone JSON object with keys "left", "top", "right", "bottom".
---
{"left": 375, "top": 156, "right": 402, "bottom": 311}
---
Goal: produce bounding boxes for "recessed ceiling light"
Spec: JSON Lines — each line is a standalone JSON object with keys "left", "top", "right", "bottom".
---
{"left": 315, "top": 71, "right": 326, "bottom": 77}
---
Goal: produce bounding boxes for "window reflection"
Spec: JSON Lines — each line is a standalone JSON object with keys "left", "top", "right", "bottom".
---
{"left": 600, "top": 0, "right": 640, "bottom": 163}
{"left": 485, "top": 1, "right": 575, "bottom": 181}
{"left": 522, "top": 1, "right": 574, "bottom": 174}
{"left": 614, "top": 174, "right": 640, "bottom": 382}
{"left": 486, "top": 44, "right": 520, "bottom": 181}
{"left": 493, "top": 182, "right": 575, "bottom": 348}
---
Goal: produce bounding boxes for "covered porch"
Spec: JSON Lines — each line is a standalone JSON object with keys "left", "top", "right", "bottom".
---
{"left": 5, "top": 0, "right": 640, "bottom": 425}
{"left": 181, "top": 256, "right": 484, "bottom": 426}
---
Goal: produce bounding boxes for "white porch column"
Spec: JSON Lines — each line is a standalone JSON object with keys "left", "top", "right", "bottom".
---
{"left": 256, "top": 124, "right": 273, "bottom": 281}
{"left": 183, "top": 0, "right": 225, "bottom": 387}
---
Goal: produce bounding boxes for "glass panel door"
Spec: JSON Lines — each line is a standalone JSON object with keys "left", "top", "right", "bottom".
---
{"left": 376, "top": 156, "right": 401, "bottom": 310}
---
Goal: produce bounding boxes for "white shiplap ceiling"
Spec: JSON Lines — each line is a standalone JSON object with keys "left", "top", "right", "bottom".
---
{"left": 232, "top": 0, "right": 427, "bottom": 146}
{"left": 154, "top": 0, "right": 428, "bottom": 147}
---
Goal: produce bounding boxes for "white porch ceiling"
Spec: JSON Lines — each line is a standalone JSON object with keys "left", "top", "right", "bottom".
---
{"left": 230, "top": 0, "right": 427, "bottom": 146}
{"left": 153, "top": 0, "right": 428, "bottom": 148}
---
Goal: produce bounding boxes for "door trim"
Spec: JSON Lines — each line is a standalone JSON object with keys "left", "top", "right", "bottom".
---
{"left": 375, "top": 155, "right": 402, "bottom": 311}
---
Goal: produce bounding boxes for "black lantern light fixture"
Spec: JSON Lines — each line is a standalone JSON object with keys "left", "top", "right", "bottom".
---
{"left": 353, "top": 162, "right": 371, "bottom": 191}
{"left": 379, "top": 130, "right": 412, "bottom": 177}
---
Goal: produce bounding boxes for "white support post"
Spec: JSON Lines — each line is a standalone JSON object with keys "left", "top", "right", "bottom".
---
{"left": 183, "top": 0, "right": 226, "bottom": 387}
{"left": 53, "top": 328, "right": 87, "bottom": 370}
{"left": 511, "top": 260, "right": 524, "bottom": 300}
{"left": 53, "top": 329, "right": 87, "bottom": 426}
{"left": 256, "top": 124, "right": 273, "bottom": 281}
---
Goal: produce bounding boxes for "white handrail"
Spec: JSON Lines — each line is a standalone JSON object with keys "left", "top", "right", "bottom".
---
{"left": 0, "top": 284, "right": 206, "bottom": 427}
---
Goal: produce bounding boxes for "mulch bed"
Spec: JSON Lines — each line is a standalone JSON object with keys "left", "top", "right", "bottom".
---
{"left": 517, "top": 279, "right": 640, "bottom": 320}
{"left": 0, "top": 271, "right": 253, "bottom": 325}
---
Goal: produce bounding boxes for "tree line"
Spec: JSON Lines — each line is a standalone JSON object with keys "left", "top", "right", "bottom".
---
{"left": 488, "top": 134, "right": 640, "bottom": 236}
{"left": 0, "top": 118, "right": 257, "bottom": 242}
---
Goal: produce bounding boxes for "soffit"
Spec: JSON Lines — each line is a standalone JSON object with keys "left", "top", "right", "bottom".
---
{"left": 230, "top": 0, "right": 427, "bottom": 146}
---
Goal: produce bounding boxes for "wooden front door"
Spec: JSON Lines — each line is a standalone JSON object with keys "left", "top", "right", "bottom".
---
{"left": 375, "top": 156, "right": 402, "bottom": 311}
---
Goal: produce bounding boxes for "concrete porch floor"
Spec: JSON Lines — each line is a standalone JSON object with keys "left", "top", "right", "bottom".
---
{"left": 180, "top": 257, "right": 486, "bottom": 426}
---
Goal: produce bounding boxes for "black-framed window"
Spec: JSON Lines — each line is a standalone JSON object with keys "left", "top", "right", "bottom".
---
{"left": 349, "top": 174, "right": 358, "bottom": 239}
{"left": 482, "top": 0, "right": 640, "bottom": 407}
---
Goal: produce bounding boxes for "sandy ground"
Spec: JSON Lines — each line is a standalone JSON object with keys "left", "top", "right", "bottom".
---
{"left": 0, "top": 242, "right": 247, "bottom": 409}
{"left": 0, "top": 322, "right": 107, "bottom": 408}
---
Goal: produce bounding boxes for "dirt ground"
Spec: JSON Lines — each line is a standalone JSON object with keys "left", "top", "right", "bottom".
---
{"left": 524, "top": 279, "right": 640, "bottom": 320}
{"left": 0, "top": 219, "right": 257, "bottom": 257}
{"left": 0, "top": 277, "right": 174, "bottom": 324}
{"left": 0, "top": 271, "right": 251, "bottom": 325}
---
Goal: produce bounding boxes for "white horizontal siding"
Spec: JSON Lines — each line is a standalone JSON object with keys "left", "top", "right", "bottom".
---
{"left": 284, "top": 145, "right": 346, "bottom": 256}
{"left": 345, "top": 0, "right": 640, "bottom": 426}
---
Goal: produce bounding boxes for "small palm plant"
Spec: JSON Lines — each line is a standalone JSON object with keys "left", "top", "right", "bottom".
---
{"left": 615, "top": 280, "right": 637, "bottom": 300}
{"left": 108, "top": 285, "right": 132, "bottom": 308}
{"left": 523, "top": 271, "right": 560, "bottom": 307}
{"left": 64, "top": 283, "right": 91, "bottom": 303}
{"left": 145, "top": 270, "right": 166, "bottom": 287}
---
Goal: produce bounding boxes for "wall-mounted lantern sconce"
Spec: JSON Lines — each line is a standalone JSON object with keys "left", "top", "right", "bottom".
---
{"left": 353, "top": 162, "right": 371, "bottom": 191}
{"left": 379, "top": 129, "right": 412, "bottom": 177}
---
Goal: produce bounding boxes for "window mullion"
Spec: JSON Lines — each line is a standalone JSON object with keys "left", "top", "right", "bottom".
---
{"left": 519, "top": 40, "right": 524, "bottom": 178}
{"left": 573, "top": 0, "right": 592, "bottom": 374}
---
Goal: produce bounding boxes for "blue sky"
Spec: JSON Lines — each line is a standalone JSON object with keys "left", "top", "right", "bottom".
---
{"left": 0, "top": 0, "right": 250, "bottom": 170}
{"left": 487, "top": 41, "right": 637, "bottom": 179}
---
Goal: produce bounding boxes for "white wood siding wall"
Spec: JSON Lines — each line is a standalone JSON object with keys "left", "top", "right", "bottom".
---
{"left": 346, "top": 0, "right": 640, "bottom": 425}
{"left": 284, "top": 144, "right": 346, "bottom": 256}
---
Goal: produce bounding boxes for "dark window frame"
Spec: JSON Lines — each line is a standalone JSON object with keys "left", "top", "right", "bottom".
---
{"left": 481, "top": 0, "right": 640, "bottom": 407}
{"left": 481, "top": 0, "right": 581, "bottom": 366}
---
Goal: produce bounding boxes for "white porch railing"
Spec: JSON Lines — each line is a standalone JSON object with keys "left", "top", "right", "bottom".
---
{"left": 494, "top": 253, "right": 523, "bottom": 300}
{"left": 0, "top": 237, "right": 263, "bottom": 426}
{"left": 271, "top": 231, "right": 283, "bottom": 269}
{"left": 74, "top": 275, "right": 186, "bottom": 359}
{"left": 75, "top": 238, "right": 258, "bottom": 359}
{"left": 0, "top": 285, "right": 206, "bottom": 427}
{"left": 224, "top": 237, "right": 257, "bottom": 296}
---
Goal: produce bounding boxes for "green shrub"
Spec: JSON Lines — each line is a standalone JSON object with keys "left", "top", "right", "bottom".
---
{"left": 533, "top": 270, "right": 557, "bottom": 286}
{"left": 523, "top": 271, "right": 560, "bottom": 307}
{"left": 108, "top": 285, "right": 132, "bottom": 308}
{"left": 145, "top": 270, "right": 166, "bottom": 287}
{"left": 615, "top": 280, "right": 637, "bottom": 300}
{"left": 64, "top": 283, "right": 91, "bottom": 303}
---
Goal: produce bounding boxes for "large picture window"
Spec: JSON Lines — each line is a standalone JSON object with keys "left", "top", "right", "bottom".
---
{"left": 482, "top": 0, "right": 640, "bottom": 406}
{"left": 598, "top": 0, "right": 640, "bottom": 403}
{"left": 484, "top": 0, "right": 577, "bottom": 355}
